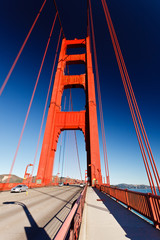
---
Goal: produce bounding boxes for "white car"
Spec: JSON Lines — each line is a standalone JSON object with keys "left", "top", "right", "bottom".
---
{"left": 80, "top": 183, "right": 84, "bottom": 188}
{"left": 11, "top": 184, "right": 28, "bottom": 193}
{"left": 59, "top": 182, "right": 64, "bottom": 187}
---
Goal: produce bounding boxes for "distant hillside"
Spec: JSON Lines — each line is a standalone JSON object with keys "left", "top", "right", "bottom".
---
{"left": 0, "top": 174, "right": 23, "bottom": 183}
{"left": 0, "top": 174, "right": 83, "bottom": 184}
{"left": 114, "top": 183, "right": 150, "bottom": 189}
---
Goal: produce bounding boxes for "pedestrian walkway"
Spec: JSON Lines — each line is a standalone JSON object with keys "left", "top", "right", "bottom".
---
{"left": 79, "top": 187, "right": 160, "bottom": 240}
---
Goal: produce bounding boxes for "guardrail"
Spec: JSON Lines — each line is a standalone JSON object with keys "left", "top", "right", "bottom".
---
{"left": 55, "top": 185, "right": 87, "bottom": 240}
{"left": 96, "top": 184, "right": 160, "bottom": 229}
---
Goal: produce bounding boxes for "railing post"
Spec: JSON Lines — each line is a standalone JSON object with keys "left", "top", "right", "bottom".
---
{"left": 69, "top": 218, "right": 74, "bottom": 240}
{"left": 79, "top": 198, "right": 82, "bottom": 223}
{"left": 125, "top": 189, "right": 131, "bottom": 210}
{"left": 108, "top": 187, "right": 110, "bottom": 196}
{"left": 107, "top": 186, "right": 109, "bottom": 195}
{"left": 147, "top": 193, "right": 159, "bottom": 229}
{"left": 115, "top": 189, "right": 118, "bottom": 202}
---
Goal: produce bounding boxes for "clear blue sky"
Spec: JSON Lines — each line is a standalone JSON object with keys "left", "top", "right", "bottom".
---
{"left": 0, "top": 0, "right": 160, "bottom": 185}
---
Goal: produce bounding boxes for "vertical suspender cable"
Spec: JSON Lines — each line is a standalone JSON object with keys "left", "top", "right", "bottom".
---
{"left": 102, "top": 0, "right": 160, "bottom": 191}
{"left": 88, "top": 0, "right": 110, "bottom": 185}
{"left": 101, "top": 0, "right": 155, "bottom": 192}
{"left": 61, "top": 131, "right": 67, "bottom": 180}
{"left": 101, "top": 0, "right": 156, "bottom": 194}
{"left": 57, "top": 136, "right": 62, "bottom": 175}
{"left": 69, "top": 89, "right": 83, "bottom": 181}
{"left": 60, "top": 96, "right": 67, "bottom": 181}
{"left": 7, "top": 12, "right": 58, "bottom": 183}
{"left": 53, "top": 0, "right": 65, "bottom": 39}
{"left": 66, "top": 65, "right": 82, "bottom": 181}
{"left": 61, "top": 90, "right": 71, "bottom": 180}
{"left": 88, "top": 0, "right": 108, "bottom": 183}
{"left": 57, "top": 126, "right": 64, "bottom": 176}
{"left": 101, "top": 0, "right": 159, "bottom": 194}
{"left": 0, "top": 0, "right": 47, "bottom": 96}
{"left": 101, "top": 0, "right": 158, "bottom": 194}
{"left": 58, "top": 95, "right": 67, "bottom": 174}
{"left": 30, "top": 28, "right": 62, "bottom": 183}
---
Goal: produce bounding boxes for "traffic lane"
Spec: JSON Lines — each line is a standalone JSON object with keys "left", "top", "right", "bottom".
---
{"left": 0, "top": 186, "right": 82, "bottom": 240}
{"left": 29, "top": 186, "right": 81, "bottom": 227}
{"left": 0, "top": 186, "right": 81, "bottom": 240}
{"left": 0, "top": 186, "right": 68, "bottom": 206}
{"left": 0, "top": 186, "right": 77, "bottom": 218}
{"left": 29, "top": 186, "right": 81, "bottom": 239}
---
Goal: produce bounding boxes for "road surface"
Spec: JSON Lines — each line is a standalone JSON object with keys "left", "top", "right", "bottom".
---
{"left": 0, "top": 185, "right": 82, "bottom": 240}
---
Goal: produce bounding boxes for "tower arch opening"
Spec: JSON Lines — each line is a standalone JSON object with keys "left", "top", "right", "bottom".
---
{"left": 61, "top": 88, "right": 86, "bottom": 112}
{"left": 53, "top": 130, "right": 87, "bottom": 183}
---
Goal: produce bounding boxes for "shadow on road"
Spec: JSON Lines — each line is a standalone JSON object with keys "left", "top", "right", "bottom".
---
{"left": 3, "top": 187, "right": 80, "bottom": 240}
{"left": 3, "top": 201, "right": 50, "bottom": 240}
{"left": 31, "top": 186, "right": 80, "bottom": 204}
{"left": 93, "top": 188, "right": 160, "bottom": 240}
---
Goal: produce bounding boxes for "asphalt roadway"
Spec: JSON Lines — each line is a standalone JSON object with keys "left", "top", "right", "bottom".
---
{"left": 0, "top": 185, "right": 82, "bottom": 240}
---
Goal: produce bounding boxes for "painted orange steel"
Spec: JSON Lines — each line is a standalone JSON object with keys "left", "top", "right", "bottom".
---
{"left": 97, "top": 185, "right": 160, "bottom": 229}
{"left": 0, "top": 182, "right": 58, "bottom": 192}
{"left": 85, "top": 170, "right": 87, "bottom": 183}
{"left": 0, "top": 183, "right": 22, "bottom": 192}
{"left": 55, "top": 185, "right": 87, "bottom": 240}
{"left": 23, "top": 164, "right": 33, "bottom": 184}
{"left": 36, "top": 38, "right": 102, "bottom": 186}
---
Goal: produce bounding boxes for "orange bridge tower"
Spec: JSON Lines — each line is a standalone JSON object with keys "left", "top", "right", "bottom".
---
{"left": 36, "top": 37, "right": 102, "bottom": 186}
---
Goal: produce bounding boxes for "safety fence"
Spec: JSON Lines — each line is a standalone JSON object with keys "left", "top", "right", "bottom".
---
{"left": 96, "top": 184, "right": 160, "bottom": 229}
{"left": 55, "top": 185, "right": 87, "bottom": 240}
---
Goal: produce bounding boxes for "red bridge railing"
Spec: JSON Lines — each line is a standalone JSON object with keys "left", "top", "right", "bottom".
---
{"left": 0, "top": 182, "right": 58, "bottom": 191}
{"left": 55, "top": 185, "right": 87, "bottom": 240}
{"left": 96, "top": 185, "right": 160, "bottom": 229}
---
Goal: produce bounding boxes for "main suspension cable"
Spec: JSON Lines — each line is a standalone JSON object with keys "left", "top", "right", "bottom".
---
{"left": 0, "top": 0, "right": 47, "bottom": 96}
{"left": 7, "top": 12, "right": 58, "bottom": 183}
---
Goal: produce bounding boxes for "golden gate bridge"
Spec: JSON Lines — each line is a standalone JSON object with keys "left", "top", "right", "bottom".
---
{"left": 0, "top": 0, "right": 160, "bottom": 238}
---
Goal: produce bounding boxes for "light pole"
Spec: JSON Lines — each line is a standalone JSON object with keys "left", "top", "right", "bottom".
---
{"left": 23, "top": 164, "right": 33, "bottom": 186}
{"left": 55, "top": 172, "right": 60, "bottom": 185}
{"left": 89, "top": 164, "right": 96, "bottom": 185}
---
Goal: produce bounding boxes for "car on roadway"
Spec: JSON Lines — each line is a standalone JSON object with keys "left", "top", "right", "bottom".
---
{"left": 59, "top": 182, "right": 64, "bottom": 187}
{"left": 11, "top": 184, "right": 28, "bottom": 193}
{"left": 80, "top": 183, "right": 84, "bottom": 188}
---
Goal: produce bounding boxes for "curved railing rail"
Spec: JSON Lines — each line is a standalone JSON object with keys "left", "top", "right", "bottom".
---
{"left": 55, "top": 185, "right": 87, "bottom": 240}
{"left": 96, "top": 184, "right": 160, "bottom": 229}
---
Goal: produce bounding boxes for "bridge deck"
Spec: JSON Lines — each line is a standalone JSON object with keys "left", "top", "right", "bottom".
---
{"left": 79, "top": 187, "right": 160, "bottom": 240}
{"left": 0, "top": 186, "right": 82, "bottom": 240}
